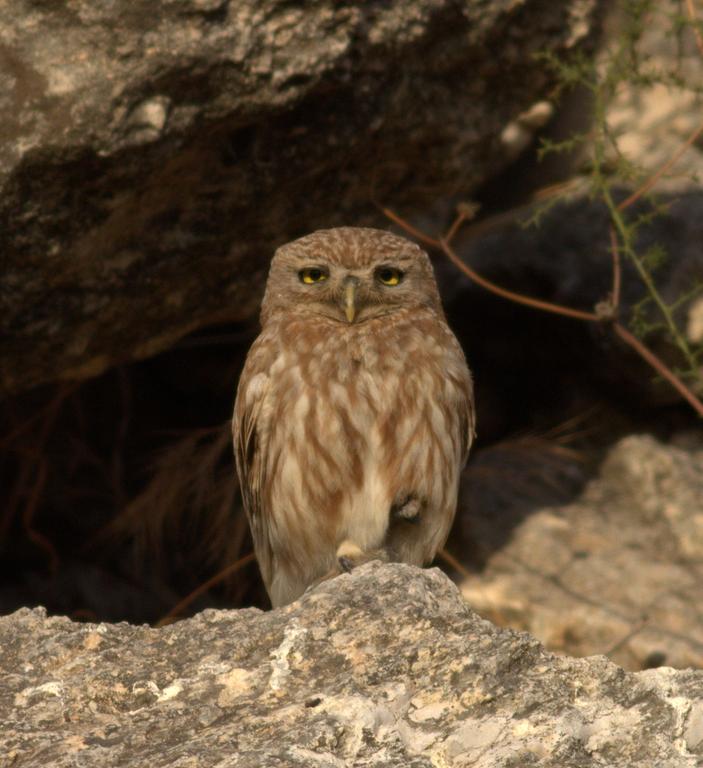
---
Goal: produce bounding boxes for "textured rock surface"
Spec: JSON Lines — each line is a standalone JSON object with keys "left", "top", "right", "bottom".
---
{"left": 462, "top": 433, "right": 703, "bottom": 671}
{"left": 0, "top": 0, "right": 600, "bottom": 394}
{"left": 2, "top": 563, "right": 703, "bottom": 766}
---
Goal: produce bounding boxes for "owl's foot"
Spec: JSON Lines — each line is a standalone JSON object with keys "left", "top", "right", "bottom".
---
{"left": 306, "top": 541, "right": 388, "bottom": 595}
{"left": 336, "top": 539, "right": 389, "bottom": 572}
{"left": 391, "top": 494, "right": 422, "bottom": 523}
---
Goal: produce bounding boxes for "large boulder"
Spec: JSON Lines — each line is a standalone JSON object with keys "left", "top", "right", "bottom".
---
{"left": 0, "top": 0, "right": 601, "bottom": 394}
{"left": 461, "top": 433, "right": 703, "bottom": 671}
{"left": 2, "top": 562, "right": 702, "bottom": 766}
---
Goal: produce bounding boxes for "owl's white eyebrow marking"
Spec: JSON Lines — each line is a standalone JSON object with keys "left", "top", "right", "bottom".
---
{"left": 378, "top": 253, "right": 414, "bottom": 263}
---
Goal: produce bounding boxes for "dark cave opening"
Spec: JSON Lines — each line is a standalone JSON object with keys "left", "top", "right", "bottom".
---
{"left": 1, "top": 264, "right": 696, "bottom": 625}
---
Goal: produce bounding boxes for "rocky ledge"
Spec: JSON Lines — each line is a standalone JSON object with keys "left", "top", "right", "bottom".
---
{"left": 1, "top": 562, "right": 702, "bottom": 767}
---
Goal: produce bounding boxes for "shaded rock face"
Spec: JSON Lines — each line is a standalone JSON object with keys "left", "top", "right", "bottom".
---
{"left": 2, "top": 563, "right": 702, "bottom": 767}
{"left": 599, "top": 0, "right": 703, "bottom": 195}
{"left": 462, "top": 433, "right": 703, "bottom": 671}
{"left": 0, "top": 0, "right": 601, "bottom": 394}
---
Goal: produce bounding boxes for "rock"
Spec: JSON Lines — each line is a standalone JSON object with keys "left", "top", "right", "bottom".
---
{"left": 440, "top": 0, "right": 703, "bottom": 410}
{"left": 1, "top": 562, "right": 702, "bottom": 766}
{"left": 461, "top": 433, "right": 703, "bottom": 671}
{"left": 599, "top": 0, "right": 703, "bottom": 194}
{"left": 0, "top": 0, "right": 600, "bottom": 395}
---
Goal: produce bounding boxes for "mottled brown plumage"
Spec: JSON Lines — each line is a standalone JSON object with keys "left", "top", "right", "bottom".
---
{"left": 233, "top": 227, "right": 474, "bottom": 607}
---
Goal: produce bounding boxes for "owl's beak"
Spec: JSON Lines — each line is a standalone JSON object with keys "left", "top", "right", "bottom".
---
{"left": 343, "top": 276, "right": 360, "bottom": 323}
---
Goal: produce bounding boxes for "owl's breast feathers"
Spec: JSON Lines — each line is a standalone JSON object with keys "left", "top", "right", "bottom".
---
{"left": 233, "top": 307, "right": 473, "bottom": 601}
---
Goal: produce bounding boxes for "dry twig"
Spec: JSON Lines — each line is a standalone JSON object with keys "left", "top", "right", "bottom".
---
{"left": 156, "top": 552, "right": 256, "bottom": 626}
{"left": 383, "top": 205, "right": 703, "bottom": 418}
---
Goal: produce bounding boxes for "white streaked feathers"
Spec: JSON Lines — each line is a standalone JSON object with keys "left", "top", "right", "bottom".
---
{"left": 233, "top": 228, "right": 474, "bottom": 607}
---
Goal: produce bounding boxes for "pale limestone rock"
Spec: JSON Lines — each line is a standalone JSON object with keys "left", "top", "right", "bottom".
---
{"left": 462, "top": 434, "right": 703, "bottom": 671}
{"left": 1, "top": 563, "right": 702, "bottom": 766}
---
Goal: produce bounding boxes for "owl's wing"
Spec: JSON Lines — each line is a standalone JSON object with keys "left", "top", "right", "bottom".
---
{"left": 446, "top": 338, "right": 476, "bottom": 468}
{"left": 232, "top": 361, "right": 274, "bottom": 590}
{"left": 459, "top": 371, "right": 476, "bottom": 468}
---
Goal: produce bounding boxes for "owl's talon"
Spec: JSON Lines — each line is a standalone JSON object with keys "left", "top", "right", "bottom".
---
{"left": 337, "top": 549, "right": 389, "bottom": 572}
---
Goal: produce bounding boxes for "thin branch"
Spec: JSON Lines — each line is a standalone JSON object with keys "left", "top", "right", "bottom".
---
{"left": 382, "top": 205, "right": 703, "bottom": 418}
{"left": 439, "top": 548, "right": 474, "bottom": 581}
{"left": 379, "top": 207, "right": 441, "bottom": 249}
{"left": 613, "top": 322, "right": 703, "bottom": 417}
{"left": 686, "top": 0, "right": 703, "bottom": 57}
{"left": 21, "top": 461, "right": 60, "bottom": 574}
{"left": 384, "top": 181, "right": 583, "bottom": 258}
{"left": 616, "top": 116, "right": 703, "bottom": 211}
{"left": 155, "top": 552, "right": 256, "bottom": 627}
{"left": 610, "top": 0, "right": 702, "bottom": 208}
{"left": 609, "top": 225, "right": 621, "bottom": 311}
{"left": 444, "top": 203, "right": 480, "bottom": 244}
{"left": 440, "top": 238, "right": 600, "bottom": 322}
{"left": 592, "top": 71, "right": 697, "bottom": 366}
{"left": 0, "top": 383, "right": 76, "bottom": 450}
{"left": 444, "top": 213, "right": 468, "bottom": 245}
{"left": 2, "top": 386, "right": 70, "bottom": 552}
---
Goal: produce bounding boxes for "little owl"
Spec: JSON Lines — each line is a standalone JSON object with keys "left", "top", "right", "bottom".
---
{"left": 233, "top": 227, "right": 474, "bottom": 607}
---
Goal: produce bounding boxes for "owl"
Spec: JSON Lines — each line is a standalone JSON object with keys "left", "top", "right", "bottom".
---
{"left": 233, "top": 227, "right": 474, "bottom": 607}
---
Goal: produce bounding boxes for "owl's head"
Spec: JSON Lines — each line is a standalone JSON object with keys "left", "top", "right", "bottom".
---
{"left": 261, "top": 227, "right": 444, "bottom": 325}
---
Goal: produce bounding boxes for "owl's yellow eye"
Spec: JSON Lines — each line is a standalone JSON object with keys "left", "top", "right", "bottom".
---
{"left": 299, "top": 267, "right": 329, "bottom": 284}
{"left": 376, "top": 267, "right": 403, "bottom": 286}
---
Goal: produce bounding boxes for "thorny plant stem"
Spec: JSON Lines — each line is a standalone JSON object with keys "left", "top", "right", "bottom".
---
{"left": 591, "top": 84, "right": 699, "bottom": 372}
{"left": 609, "top": 226, "right": 621, "bottom": 311}
{"left": 613, "top": 0, "right": 703, "bottom": 215}
{"left": 607, "top": 184, "right": 697, "bottom": 369}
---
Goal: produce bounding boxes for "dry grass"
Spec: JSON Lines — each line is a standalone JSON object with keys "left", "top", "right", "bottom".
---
{"left": 101, "top": 423, "right": 250, "bottom": 589}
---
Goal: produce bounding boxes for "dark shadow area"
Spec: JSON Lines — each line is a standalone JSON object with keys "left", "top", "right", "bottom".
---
{"left": 3, "top": 128, "right": 703, "bottom": 622}
{"left": 1, "top": 254, "right": 698, "bottom": 623}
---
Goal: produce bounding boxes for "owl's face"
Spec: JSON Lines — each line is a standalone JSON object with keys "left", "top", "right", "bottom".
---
{"left": 261, "top": 227, "right": 443, "bottom": 325}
